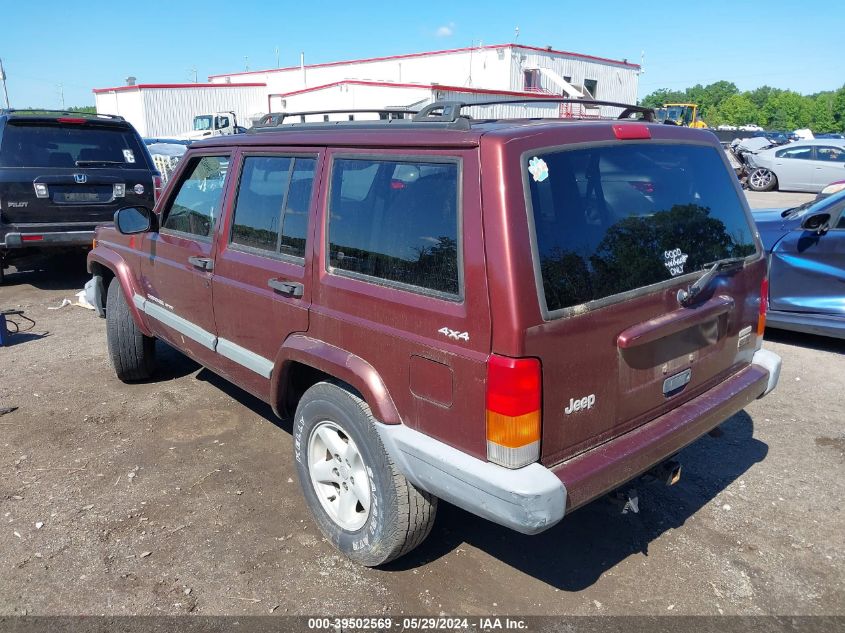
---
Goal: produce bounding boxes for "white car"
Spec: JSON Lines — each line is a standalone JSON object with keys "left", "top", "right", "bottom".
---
{"left": 746, "top": 140, "right": 845, "bottom": 192}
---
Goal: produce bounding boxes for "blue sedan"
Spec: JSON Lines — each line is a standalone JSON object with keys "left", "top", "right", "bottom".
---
{"left": 753, "top": 189, "right": 845, "bottom": 338}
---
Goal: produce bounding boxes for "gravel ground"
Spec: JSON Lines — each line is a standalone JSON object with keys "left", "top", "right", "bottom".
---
{"left": 0, "top": 195, "right": 842, "bottom": 617}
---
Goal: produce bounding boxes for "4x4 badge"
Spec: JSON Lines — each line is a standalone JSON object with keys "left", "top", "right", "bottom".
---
{"left": 74, "top": 174, "right": 87, "bottom": 184}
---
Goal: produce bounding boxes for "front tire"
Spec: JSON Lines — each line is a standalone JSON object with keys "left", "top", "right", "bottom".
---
{"left": 105, "top": 280, "right": 156, "bottom": 381}
{"left": 293, "top": 381, "right": 437, "bottom": 566}
{"left": 748, "top": 168, "right": 778, "bottom": 192}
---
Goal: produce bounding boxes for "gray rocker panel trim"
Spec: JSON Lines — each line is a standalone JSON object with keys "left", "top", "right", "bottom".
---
{"left": 133, "top": 293, "right": 217, "bottom": 351}
{"left": 216, "top": 337, "right": 274, "bottom": 379}
{"left": 131, "top": 293, "right": 274, "bottom": 377}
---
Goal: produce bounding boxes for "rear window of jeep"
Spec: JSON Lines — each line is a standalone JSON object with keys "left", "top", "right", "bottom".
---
{"left": 327, "top": 157, "right": 460, "bottom": 297}
{"left": 525, "top": 143, "right": 757, "bottom": 314}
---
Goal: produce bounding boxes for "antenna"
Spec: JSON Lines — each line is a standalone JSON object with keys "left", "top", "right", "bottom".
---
{"left": 640, "top": 50, "right": 645, "bottom": 74}
{"left": 0, "top": 58, "right": 10, "bottom": 109}
{"left": 275, "top": 47, "right": 280, "bottom": 68}
{"left": 514, "top": 26, "right": 520, "bottom": 41}
{"left": 244, "top": 56, "right": 250, "bottom": 72}
{"left": 189, "top": 67, "right": 198, "bottom": 83}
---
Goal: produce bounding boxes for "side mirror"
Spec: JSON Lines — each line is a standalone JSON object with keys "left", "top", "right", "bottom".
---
{"left": 801, "top": 212, "right": 831, "bottom": 235}
{"left": 114, "top": 206, "right": 154, "bottom": 235}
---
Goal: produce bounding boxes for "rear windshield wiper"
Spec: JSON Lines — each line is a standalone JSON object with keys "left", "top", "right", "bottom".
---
{"left": 677, "top": 257, "right": 745, "bottom": 306}
{"left": 74, "top": 160, "right": 125, "bottom": 166}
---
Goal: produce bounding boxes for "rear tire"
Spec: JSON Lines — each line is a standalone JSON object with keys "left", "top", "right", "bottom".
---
{"left": 748, "top": 168, "right": 778, "bottom": 192}
{"left": 293, "top": 381, "right": 437, "bottom": 566}
{"left": 106, "top": 280, "right": 156, "bottom": 381}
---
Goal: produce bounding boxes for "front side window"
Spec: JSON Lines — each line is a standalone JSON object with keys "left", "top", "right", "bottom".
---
{"left": 162, "top": 155, "right": 229, "bottom": 239}
{"left": 526, "top": 143, "right": 757, "bottom": 314}
{"left": 328, "top": 158, "right": 460, "bottom": 296}
{"left": 230, "top": 155, "right": 315, "bottom": 259}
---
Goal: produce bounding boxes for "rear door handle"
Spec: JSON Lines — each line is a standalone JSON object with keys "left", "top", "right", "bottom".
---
{"left": 188, "top": 256, "right": 214, "bottom": 271}
{"left": 268, "top": 278, "right": 304, "bottom": 298}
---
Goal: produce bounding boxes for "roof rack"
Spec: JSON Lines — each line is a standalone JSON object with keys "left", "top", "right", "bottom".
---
{"left": 0, "top": 108, "right": 125, "bottom": 121}
{"left": 412, "top": 98, "right": 655, "bottom": 123}
{"left": 245, "top": 98, "right": 655, "bottom": 133}
{"left": 250, "top": 108, "right": 417, "bottom": 130}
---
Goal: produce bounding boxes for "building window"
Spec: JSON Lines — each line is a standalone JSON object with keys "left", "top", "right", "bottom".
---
{"left": 584, "top": 79, "right": 598, "bottom": 99}
{"left": 524, "top": 69, "right": 541, "bottom": 92}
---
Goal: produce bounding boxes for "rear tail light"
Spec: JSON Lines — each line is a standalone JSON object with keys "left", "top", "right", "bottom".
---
{"left": 22, "top": 235, "right": 43, "bottom": 242}
{"left": 153, "top": 174, "right": 163, "bottom": 202}
{"left": 486, "top": 355, "right": 542, "bottom": 469}
{"left": 33, "top": 183, "right": 49, "bottom": 198}
{"left": 757, "top": 277, "right": 768, "bottom": 337}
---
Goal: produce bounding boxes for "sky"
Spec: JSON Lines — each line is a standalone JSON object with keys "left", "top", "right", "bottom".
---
{"left": 1, "top": 0, "right": 843, "bottom": 108}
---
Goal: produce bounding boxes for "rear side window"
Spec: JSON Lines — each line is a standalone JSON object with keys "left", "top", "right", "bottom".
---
{"left": 162, "top": 155, "right": 229, "bottom": 239}
{"left": 0, "top": 122, "right": 146, "bottom": 168}
{"left": 526, "top": 143, "right": 757, "bottom": 314}
{"left": 328, "top": 158, "right": 460, "bottom": 297}
{"left": 230, "top": 155, "right": 315, "bottom": 259}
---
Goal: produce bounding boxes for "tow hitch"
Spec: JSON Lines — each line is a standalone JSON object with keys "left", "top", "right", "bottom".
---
{"left": 647, "top": 459, "right": 682, "bottom": 486}
{"left": 608, "top": 460, "right": 682, "bottom": 514}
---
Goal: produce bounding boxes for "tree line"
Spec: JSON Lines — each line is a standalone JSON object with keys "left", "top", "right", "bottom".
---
{"left": 640, "top": 81, "right": 845, "bottom": 132}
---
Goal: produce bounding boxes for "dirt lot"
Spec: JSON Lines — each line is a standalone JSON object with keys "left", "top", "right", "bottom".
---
{"left": 0, "top": 194, "right": 842, "bottom": 616}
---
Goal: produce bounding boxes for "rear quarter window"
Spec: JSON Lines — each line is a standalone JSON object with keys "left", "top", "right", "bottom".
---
{"left": 328, "top": 157, "right": 460, "bottom": 297}
{"left": 525, "top": 142, "right": 758, "bottom": 314}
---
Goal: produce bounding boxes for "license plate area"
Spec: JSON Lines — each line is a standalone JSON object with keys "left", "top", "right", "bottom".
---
{"left": 52, "top": 186, "right": 113, "bottom": 204}
{"left": 663, "top": 368, "right": 692, "bottom": 396}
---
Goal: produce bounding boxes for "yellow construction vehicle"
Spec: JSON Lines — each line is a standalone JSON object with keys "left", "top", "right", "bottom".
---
{"left": 654, "top": 103, "right": 707, "bottom": 128}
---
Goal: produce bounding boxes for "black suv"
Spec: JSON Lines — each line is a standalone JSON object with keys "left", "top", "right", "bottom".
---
{"left": 0, "top": 110, "right": 158, "bottom": 282}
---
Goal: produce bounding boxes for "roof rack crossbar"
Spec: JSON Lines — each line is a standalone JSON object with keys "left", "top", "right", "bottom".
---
{"left": 255, "top": 108, "right": 417, "bottom": 126}
{"left": 413, "top": 98, "right": 655, "bottom": 122}
{"left": 1, "top": 108, "right": 125, "bottom": 121}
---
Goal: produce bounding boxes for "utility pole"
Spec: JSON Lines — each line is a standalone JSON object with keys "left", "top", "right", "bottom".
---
{"left": 244, "top": 56, "right": 249, "bottom": 72}
{"left": 189, "top": 67, "right": 198, "bottom": 83}
{"left": 0, "top": 58, "right": 10, "bottom": 109}
{"left": 275, "top": 47, "right": 280, "bottom": 68}
{"left": 58, "top": 83, "right": 65, "bottom": 109}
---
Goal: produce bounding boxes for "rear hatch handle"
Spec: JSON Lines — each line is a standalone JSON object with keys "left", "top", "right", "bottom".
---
{"left": 677, "top": 258, "right": 745, "bottom": 307}
{"left": 617, "top": 295, "right": 735, "bottom": 349}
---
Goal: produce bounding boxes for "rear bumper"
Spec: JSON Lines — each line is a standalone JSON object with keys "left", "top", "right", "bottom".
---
{"left": 1, "top": 230, "right": 96, "bottom": 249}
{"left": 378, "top": 348, "right": 780, "bottom": 534}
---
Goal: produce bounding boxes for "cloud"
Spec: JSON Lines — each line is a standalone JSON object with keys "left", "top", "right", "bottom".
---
{"left": 435, "top": 22, "right": 455, "bottom": 37}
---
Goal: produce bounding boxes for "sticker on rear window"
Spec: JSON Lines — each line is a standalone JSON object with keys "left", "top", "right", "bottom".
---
{"left": 528, "top": 157, "right": 549, "bottom": 182}
{"left": 664, "top": 248, "right": 689, "bottom": 277}
{"left": 122, "top": 149, "right": 136, "bottom": 163}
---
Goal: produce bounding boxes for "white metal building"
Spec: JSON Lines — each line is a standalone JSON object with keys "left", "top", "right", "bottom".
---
{"left": 93, "top": 83, "right": 267, "bottom": 137}
{"left": 211, "top": 43, "right": 640, "bottom": 118}
{"left": 93, "top": 43, "right": 640, "bottom": 134}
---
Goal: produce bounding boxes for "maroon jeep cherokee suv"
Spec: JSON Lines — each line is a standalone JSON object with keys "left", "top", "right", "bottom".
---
{"left": 86, "top": 100, "right": 782, "bottom": 566}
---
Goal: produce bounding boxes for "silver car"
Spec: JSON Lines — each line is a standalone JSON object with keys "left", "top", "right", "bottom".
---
{"left": 747, "top": 139, "right": 845, "bottom": 192}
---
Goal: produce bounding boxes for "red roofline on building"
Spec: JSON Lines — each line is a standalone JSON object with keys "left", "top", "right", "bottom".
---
{"left": 208, "top": 43, "right": 640, "bottom": 80}
{"left": 92, "top": 82, "right": 266, "bottom": 94}
{"left": 270, "top": 80, "right": 570, "bottom": 100}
